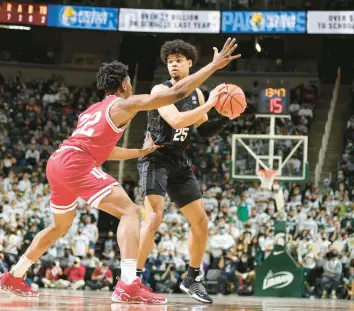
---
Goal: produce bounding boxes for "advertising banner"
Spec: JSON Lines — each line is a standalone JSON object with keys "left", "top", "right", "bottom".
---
{"left": 222, "top": 11, "right": 306, "bottom": 33}
{"left": 307, "top": 11, "right": 354, "bottom": 34}
{"left": 47, "top": 5, "right": 118, "bottom": 31}
{"left": 119, "top": 8, "right": 220, "bottom": 33}
{"left": 255, "top": 221, "right": 304, "bottom": 297}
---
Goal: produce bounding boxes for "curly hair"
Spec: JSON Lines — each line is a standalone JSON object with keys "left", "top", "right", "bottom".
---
{"left": 160, "top": 39, "right": 198, "bottom": 66}
{"left": 96, "top": 61, "right": 129, "bottom": 93}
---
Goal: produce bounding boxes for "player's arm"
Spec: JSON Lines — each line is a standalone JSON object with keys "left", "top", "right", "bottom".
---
{"left": 194, "top": 88, "right": 232, "bottom": 138}
{"left": 193, "top": 88, "right": 208, "bottom": 128}
{"left": 157, "top": 84, "right": 227, "bottom": 129}
{"left": 107, "top": 132, "right": 162, "bottom": 161}
{"left": 110, "top": 38, "right": 241, "bottom": 126}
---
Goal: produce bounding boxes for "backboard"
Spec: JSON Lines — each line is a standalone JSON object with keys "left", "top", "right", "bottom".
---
{"left": 231, "top": 116, "right": 308, "bottom": 183}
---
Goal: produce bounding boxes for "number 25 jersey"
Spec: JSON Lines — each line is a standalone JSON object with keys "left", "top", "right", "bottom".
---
{"left": 147, "top": 80, "right": 200, "bottom": 155}
{"left": 62, "top": 95, "right": 128, "bottom": 166}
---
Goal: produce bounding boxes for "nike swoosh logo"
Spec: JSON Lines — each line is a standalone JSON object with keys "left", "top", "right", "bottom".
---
{"left": 273, "top": 251, "right": 285, "bottom": 256}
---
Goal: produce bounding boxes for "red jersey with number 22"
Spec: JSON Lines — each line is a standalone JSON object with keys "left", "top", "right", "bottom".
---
{"left": 62, "top": 95, "right": 127, "bottom": 166}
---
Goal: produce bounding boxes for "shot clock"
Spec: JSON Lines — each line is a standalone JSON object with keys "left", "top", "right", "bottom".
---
{"left": 0, "top": 2, "right": 48, "bottom": 26}
{"left": 257, "top": 86, "right": 290, "bottom": 115}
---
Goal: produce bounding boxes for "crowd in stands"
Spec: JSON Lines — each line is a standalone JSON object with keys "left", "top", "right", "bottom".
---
{"left": 0, "top": 72, "right": 353, "bottom": 299}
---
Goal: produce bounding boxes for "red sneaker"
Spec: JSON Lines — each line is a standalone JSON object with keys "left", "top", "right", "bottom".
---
{"left": 0, "top": 272, "right": 39, "bottom": 297}
{"left": 111, "top": 278, "right": 167, "bottom": 304}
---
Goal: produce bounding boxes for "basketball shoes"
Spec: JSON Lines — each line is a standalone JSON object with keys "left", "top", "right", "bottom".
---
{"left": 0, "top": 272, "right": 39, "bottom": 297}
{"left": 180, "top": 274, "right": 213, "bottom": 304}
{"left": 112, "top": 277, "right": 167, "bottom": 304}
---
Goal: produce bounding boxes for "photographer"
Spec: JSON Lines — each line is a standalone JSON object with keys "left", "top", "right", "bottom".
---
{"left": 54, "top": 257, "right": 86, "bottom": 290}
{"left": 319, "top": 250, "right": 343, "bottom": 299}
{"left": 42, "top": 261, "right": 62, "bottom": 288}
{"left": 217, "top": 249, "right": 238, "bottom": 295}
{"left": 86, "top": 262, "right": 113, "bottom": 290}
{"left": 155, "top": 263, "right": 179, "bottom": 294}
{"left": 235, "top": 252, "right": 255, "bottom": 295}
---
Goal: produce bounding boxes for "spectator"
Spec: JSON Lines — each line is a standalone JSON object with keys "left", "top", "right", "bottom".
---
{"left": 155, "top": 263, "right": 179, "bottom": 294}
{"left": 319, "top": 250, "right": 342, "bottom": 299}
{"left": 71, "top": 228, "right": 89, "bottom": 258}
{"left": 41, "top": 261, "right": 63, "bottom": 288}
{"left": 81, "top": 248, "right": 100, "bottom": 268}
{"left": 86, "top": 262, "right": 113, "bottom": 290}
{"left": 55, "top": 258, "right": 86, "bottom": 290}
{"left": 217, "top": 249, "right": 239, "bottom": 295}
{"left": 82, "top": 215, "right": 98, "bottom": 249}
{"left": 25, "top": 145, "right": 40, "bottom": 167}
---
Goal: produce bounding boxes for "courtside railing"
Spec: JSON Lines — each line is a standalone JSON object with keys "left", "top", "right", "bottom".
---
{"left": 314, "top": 67, "right": 341, "bottom": 186}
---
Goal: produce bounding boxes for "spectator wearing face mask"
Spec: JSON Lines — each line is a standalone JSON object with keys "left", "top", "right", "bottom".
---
{"left": 71, "top": 228, "right": 89, "bottom": 257}
{"left": 102, "top": 231, "right": 117, "bottom": 258}
{"left": 81, "top": 248, "right": 100, "bottom": 268}
{"left": 41, "top": 261, "right": 62, "bottom": 288}
{"left": 217, "top": 249, "right": 238, "bottom": 295}
{"left": 235, "top": 252, "right": 255, "bottom": 294}
{"left": 210, "top": 226, "right": 235, "bottom": 267}
{"left": 319, "top": 250, "right": 342, "bottom": 299}
{"left": 300, "top": 212, "right": 318, "bottom": 239}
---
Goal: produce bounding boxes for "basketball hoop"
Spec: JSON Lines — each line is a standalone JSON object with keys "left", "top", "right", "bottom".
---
{"left": 256, "top": 169, "right": 277, "bottom": 190}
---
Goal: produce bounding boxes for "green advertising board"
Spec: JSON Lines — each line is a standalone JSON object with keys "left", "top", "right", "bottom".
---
{"left": 255, "top": 221, "right": 304, "bottom": 297}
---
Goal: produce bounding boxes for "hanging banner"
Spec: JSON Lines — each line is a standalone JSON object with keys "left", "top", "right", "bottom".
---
{"left": 307, "top": 11, "right": 354, "bottom": 34}
{"left": 222, "top": 11, "right": 306, "bottom": 33}
{"left": 47, "top": 5, "right": 118, "bottom": 31}
{"left": 119, "top": 8, "right": 220, "bottom": 33}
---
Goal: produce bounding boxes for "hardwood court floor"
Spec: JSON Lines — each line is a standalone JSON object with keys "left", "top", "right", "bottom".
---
{"left": 0, "top": 289, "right": 353, "bottom": 311}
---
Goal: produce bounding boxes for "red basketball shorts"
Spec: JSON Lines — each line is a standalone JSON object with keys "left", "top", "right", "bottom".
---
{"left": 46, "top": 146, "right": 120, "bottom": 214}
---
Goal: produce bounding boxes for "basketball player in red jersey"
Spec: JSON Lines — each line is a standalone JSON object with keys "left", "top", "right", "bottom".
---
{"left": 0, "top": 38, "right": 239, "bottom": 304}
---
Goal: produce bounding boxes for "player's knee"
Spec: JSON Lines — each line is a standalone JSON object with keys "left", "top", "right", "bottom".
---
{"left": 146, "top": 211, "right": 163, "bottom": 231}
{"left": 123, "top": 203, "right": 140, "bottom": 219}
{"left": 54, "top": 222, "right": 72, "bottom": 236}
{"left": 191, "top": 214, "right": 208, "bottom": 235}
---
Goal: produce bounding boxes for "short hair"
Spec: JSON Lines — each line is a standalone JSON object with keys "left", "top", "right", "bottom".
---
{"left": 96, "top": 61, "right": 129, "bottom": 92}
{"left": 160, "top": 39, "right": 198, "bottom": 66}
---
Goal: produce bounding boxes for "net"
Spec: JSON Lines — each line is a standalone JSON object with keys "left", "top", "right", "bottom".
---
{"left": 256, "top": 169, "right": 277, "bottom": 190}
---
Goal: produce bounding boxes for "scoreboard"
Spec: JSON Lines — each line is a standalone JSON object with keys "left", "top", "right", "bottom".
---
{"left": 0, "top": 2, "right": 48, "bottom": 26}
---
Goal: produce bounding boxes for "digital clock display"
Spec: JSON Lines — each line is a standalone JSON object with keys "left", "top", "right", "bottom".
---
{"left": 257, "top": 87, "right": 289, "bottom": 115}
{"left": 0, "top": 2, "right": 48, "bottom": 26}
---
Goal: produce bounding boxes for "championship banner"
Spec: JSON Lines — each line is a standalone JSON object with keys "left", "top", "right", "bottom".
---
{"left": 119, "top": 8, "right": 220, "bottom": 33}
{"left": 222, "top": 11, "right": 306, "bottom": 33}
{"left": 307, "top": 11, "right": 354, "bottom": 34}
{"left": 47, "top": 5, "right": 118, "bottom": 31}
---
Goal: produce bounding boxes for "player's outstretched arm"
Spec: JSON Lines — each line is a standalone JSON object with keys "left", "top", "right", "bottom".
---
{"left": 107, "top": 132, "right": 162, "bottom": 161}
{"left": 157, "top": 84, "right": 227, "bottom": 129}
{"left": 117, "top": 38, "right": 240, "bottom": 114}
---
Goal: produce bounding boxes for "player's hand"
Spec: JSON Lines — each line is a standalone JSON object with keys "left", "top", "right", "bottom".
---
{"left": 211, "top": 38, "right": 241, "bottom": 70}
{"left": 206, "top": 84, "right": 227, "bottom": 107}
{"left": 142, "top": 131, "right": 163, "bottom": 155}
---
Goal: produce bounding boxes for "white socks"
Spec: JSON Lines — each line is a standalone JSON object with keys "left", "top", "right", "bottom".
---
{"left": 11, "top": 255, "right": 34, "bottom": 278}
{"left": 121, "top": 259, "right": 137, "bottom": 284}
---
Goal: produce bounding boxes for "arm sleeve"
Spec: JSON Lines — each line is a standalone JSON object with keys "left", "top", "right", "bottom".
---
{"left": 196, "top": 115, "right": 230, "bottom": 139}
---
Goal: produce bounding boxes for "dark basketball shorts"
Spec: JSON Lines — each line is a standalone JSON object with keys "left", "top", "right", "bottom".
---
{"left": 137, "top": 156, "right": 203, "bottom": 208}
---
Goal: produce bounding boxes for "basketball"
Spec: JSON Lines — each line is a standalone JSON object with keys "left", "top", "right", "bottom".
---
{"left": 215, "top": 84, "right": 247, "bottom": 119}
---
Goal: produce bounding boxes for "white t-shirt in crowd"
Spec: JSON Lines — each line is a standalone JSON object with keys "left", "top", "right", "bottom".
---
{"left": 72, "top": 234, "right": 89, "bottom": 257}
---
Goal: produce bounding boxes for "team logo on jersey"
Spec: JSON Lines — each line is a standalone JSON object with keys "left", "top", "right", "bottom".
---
{"left": 90, "top": 168, "right": 108, "bottom": 180}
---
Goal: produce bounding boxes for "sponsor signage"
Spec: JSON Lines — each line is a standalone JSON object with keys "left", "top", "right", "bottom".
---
{"left": 47, "top": 5, "right": 118, "bottom": 30}
{"left": 222, "top": 11, "right": 306, "bottom": 33}
{"left": 307, "top": 11, "right": 354, "bottom": 34}
{"left": 119, "top": 8, "right": 220, "bottom": 33}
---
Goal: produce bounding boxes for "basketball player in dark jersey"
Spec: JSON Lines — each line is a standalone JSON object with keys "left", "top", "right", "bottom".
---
{"left": 137, "top": 39, "right": 241, "bottom": 303}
